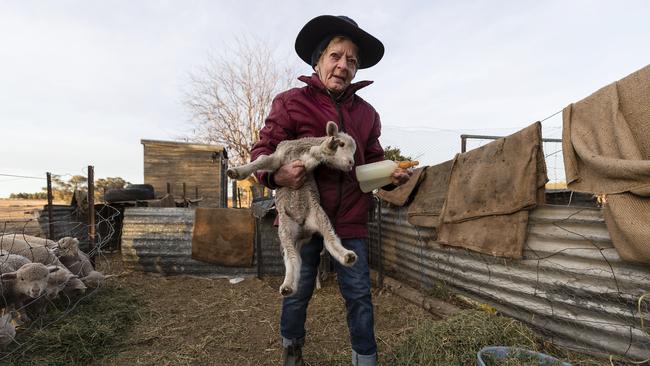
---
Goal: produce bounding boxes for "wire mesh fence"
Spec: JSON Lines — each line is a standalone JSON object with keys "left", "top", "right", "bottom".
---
{"left": 0, "top": 169, "right": 122, "bottom": 360}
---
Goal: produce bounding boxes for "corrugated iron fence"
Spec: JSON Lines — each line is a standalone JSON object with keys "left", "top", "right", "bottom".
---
{"left": 121, "top": 207, "right": 283, "bottom": 276}
{"left": 368, "top": 203, "right": 650, "bottom": 360}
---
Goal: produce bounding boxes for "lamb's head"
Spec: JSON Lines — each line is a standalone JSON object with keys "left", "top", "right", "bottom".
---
{"left": 1, "top": 263, "right": 58, "bottom": 299}
{"left": 62, "top": 277, "right": 87, "bottom": 298}
{"left": 46, "top": 266, "right": 78, "bottom": 299}
{"left": 57, "top": 237, "right": 80, "bottom": 257}
{"left": 320, "top": 121, "right": 356, "bottom": 172}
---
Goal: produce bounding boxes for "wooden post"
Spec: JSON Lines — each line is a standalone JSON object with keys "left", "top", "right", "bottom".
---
{"left": 88, "top": 166, "right": 96, "bottom": 267}
{"left": 166, "top": 182, "right": 171, "bottom": 194}
{"left": 46, "top": 172, "right": 54, "bottom": 240}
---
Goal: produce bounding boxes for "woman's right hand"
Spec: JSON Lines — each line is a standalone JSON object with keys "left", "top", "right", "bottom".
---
{"left": 273, "top": 160, "right": 306, "bottom": 189}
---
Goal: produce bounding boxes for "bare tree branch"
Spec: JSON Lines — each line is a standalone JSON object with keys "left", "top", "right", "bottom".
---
{"left": 184, "top": 37, "right": 298, "bottom": 165}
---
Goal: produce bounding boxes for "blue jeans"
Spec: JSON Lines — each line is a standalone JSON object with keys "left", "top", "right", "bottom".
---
{"left": 280, "top": 236, "right": 377, "bottom": 356}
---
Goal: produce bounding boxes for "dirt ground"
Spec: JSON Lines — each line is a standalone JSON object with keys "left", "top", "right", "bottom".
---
{"left": 95, "top": 254, "right": 433, "bottom": 366}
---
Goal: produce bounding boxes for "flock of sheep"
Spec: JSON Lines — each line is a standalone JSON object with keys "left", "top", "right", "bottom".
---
{"left": 0, "top": 234, "right": 112, "bottom": 349}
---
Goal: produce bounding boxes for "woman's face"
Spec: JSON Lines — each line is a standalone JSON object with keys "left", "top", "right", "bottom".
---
{"left": 315, "top": 38, "right": 359, "bottom": 95}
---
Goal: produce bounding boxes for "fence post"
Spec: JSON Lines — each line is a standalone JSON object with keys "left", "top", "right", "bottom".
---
{"left": 88, "top": 165, "right": 96, "bottom": 267}
{"left": 461, "top": 134, "right": 467, "bottom": 153}
{"left": 46, "top": 172, "right": 54, "bottom": 240}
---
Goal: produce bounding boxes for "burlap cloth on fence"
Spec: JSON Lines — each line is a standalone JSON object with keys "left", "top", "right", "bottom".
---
{"left": 406, "top": 160, "right": 454, "bottom": 228}
{"left": 191, "top": 208, "right": 255, "bottom": 267}
{"left": 563, "top": 64, "right": 650, "bottom": 263}
{"left": 437, "top": 122, "right": 548, "bottom": 258}
{"left": 377, "top": 167, "right": 426, "bottom": 207}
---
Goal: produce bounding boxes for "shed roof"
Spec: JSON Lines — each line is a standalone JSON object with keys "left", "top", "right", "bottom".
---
{"left": 140, "top": 139, "right": 224, "bottom": 152}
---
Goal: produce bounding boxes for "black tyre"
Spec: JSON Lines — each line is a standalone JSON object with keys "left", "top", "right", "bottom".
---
{"left": 104, "top": 188, "right": 155, "bottom": 202}
{"left": 125, "top": 184, "right": 155, "bottom": 194}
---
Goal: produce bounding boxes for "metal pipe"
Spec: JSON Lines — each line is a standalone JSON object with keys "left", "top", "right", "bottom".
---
{"left": 87, "top": 165, "right": 96, "bottom": 267}
{"left": 461, "top": 134, "right": 562, "bottom": 153}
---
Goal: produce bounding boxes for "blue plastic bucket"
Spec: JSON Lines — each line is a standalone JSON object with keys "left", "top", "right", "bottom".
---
{"left": 476, "top": 346, "right": 572, "bottom": 366}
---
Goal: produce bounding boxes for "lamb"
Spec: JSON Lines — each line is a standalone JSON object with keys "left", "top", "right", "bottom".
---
{"left": 46, "top": 265, "right": 86, "bottom": 300}
{"left": 227, "top": 121, "right": 358, "bottom": 296}
{"left": 0, "top": 251, "right": 31, "bottom": 273}
{"left": 0, "top": 312, "right": 16, "bottom": 350}
{"left": 28, "top": 265, "right": 86, "bottom": 315}
{"left": 0, "top": 263, "right": 58, "bottom": 322}
{"left": 0, "top": 234, "right": 62, "bottom": 254}
{"left": 0, "top": 234, "right": 63, "bottom": 266}
{"left": 55, "top": 237, "right": 111, "bottom": 289}
{"left": 57, "top": 236, "right": 95, "bottom": 277}
{"left": 79, "top": 270, "right": 114, "bottom": 289}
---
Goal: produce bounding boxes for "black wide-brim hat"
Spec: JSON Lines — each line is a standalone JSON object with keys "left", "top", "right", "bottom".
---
{"left": 295, "top": 15, "right": 384, "bottom": 69}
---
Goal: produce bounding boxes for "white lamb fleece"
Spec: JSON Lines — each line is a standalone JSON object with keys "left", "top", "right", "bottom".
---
{"left": 228, "top": 121, "right": 359, "bottom": 297}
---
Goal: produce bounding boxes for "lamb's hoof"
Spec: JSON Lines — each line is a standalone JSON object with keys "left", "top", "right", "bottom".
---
{"left": 226, "top": 169, "right": 240, "bottom": 179}
{"left": 279, "top": 285, "right": 294, "bottom": 297}
{"left": 343, "top": 251, "right": 357, "bottom": 266}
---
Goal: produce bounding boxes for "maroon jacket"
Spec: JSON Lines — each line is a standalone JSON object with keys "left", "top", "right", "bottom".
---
{"left": 251, "top": 74, "right": 385, "bottom": 238}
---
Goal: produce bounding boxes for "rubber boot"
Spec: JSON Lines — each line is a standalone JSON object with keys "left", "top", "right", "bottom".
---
{"left": 282, "top": 344, "right": 304, "bottom": 366}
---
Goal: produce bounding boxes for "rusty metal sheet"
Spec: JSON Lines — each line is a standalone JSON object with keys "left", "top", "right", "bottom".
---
{"left": 191, "top": 208, "right": 254, "bottom": 267}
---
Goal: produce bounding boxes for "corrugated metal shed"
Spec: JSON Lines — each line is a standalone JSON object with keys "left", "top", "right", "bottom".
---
{"left": 121, "top": 207, "right": 282, "bottom": 276}
{"left": 141, "top": 139, "right": 226, "bottom": 207}
{"left": 369, "top": 204, "right": 650, "bottom": 360}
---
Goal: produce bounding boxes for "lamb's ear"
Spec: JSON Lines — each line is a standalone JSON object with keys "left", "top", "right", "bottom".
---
{"left": 326, "top": 121, "right": 339, "bottom": 137}
{"left": 1, "top": 272, "right": 16, "bottom": 281}
{"left": 47, "top": 266, "right": 59, "bottom": 273}
{"left": 327, "top": 137, "right": 342, "bottom": 151}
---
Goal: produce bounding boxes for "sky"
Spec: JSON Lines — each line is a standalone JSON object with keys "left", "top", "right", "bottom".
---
{"left": 1, "top": 0, "right": 649, "bottom": 197}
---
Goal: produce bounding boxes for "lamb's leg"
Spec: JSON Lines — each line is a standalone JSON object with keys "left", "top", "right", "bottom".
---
{"left": 309, "top": 207, "right": 357, "bottom": 267}
{"left": 278, "top": 215, "right": 302, "bottom": 297}
{"left": 226, "top": 155, "right": 282, "bottom": 180}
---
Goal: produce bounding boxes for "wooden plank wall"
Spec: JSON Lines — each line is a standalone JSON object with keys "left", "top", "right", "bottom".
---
{"left": 141, "top": 140, "right": 224, "bottom": 207}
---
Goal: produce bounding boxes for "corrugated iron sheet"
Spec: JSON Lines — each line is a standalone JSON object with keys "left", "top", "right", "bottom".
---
{"left": 256, "top": 213, "right": 284, "bottom": 276}
{"left": 36, "top": 205, "right": 89, "bottom": 245}
{"left": 369, "top": 204, "right": 650, "bottom": 360}
{"left": 121, "top": 207, "right": 281, "bottom": 276}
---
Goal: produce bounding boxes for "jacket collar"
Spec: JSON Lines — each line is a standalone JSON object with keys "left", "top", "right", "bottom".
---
{"left": 299, "top": 73, "right": 373, "bottom": 102}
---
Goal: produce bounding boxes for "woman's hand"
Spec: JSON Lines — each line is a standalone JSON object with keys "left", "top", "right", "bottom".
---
{"left": 391, "top": 167, "right": 411, "bottom": 186}
{"left": 274, "top": 160, "right": 306, "bottom": 189}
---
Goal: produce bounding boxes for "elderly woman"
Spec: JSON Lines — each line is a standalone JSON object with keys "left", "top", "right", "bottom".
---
{"left": 251, "top": 15, "right": 408, "bottom": 366}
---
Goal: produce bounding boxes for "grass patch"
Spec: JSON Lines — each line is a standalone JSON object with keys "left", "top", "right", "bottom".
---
{"left": 0, "top": 285, "right": 143, "bottom": 366}
{"left": 391, "top": 310, "right": 606, "bottom": 366}
{"left": 427, "top": 280, "right": 453, "bottom": 301}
